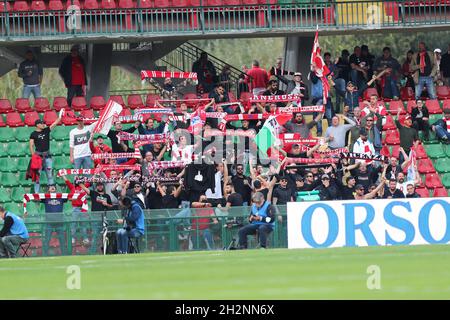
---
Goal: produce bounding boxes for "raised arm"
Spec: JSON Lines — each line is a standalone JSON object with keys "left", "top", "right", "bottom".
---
{"left": 364, "top": 177, "right": 386, "bottom": 199}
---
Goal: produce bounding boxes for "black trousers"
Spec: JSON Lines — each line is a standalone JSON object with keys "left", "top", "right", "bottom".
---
{"left": 238, "top": 223, "right": 273, "bottom": 248}
{"left": 413, "top": 119, "right": 430, "bottom": 139}
{"left": 67, "top": 85, "right": 84, "bottom": 107}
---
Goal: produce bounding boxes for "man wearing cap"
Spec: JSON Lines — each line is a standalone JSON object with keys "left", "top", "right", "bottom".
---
{"left": 89, "top": 134, "right": 112, "bottom": 167}
{"left": 440, "top": 43, "right": 450, "bottom": 86}
{"left": 29, "top": 113, "right": 62, "bottom": 193}
{"left": 314, "top": 173, "right": 339, "bottom": 201}
{"left": 341, "top": 176, "right": 357, "bottom": 200}
{"left": 275, "top": 72, "right": 309, "bottom": 100}
{"left": 272, "top": 176, "right": 296, "bottom": 206}
{"left": 410, "top": 42, "right": 437, "bottom": 100}
{"left": 18, "top": 50, "right": 43, "bottom": 99}
{"left": 59, "top": 45, "right": 87, "bottom": 107}
{"left": 431, "top": 108, "right": 450, "bottom": 144}
{"left": 354, "top": 179, "right": 386, "bottom": 200}
{"left": 69, "top": 117, "right": 98, "bottom": 169}
{"left": 396, "top": 108, "right": 419, "bottom": 163}
{"left": 352, "top": 128, "right": 376, "bottom": 165}
{"left": 335, "top": 81, "right": 361, "bottom": 112}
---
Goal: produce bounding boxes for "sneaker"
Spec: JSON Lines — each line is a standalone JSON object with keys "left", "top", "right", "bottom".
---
{"left": 82, "top": 238, "right": 90, "bottom": 245}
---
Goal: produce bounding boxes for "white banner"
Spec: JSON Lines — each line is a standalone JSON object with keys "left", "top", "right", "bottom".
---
{"left": 287, "top": 198, "right": 450, "bottom": 249}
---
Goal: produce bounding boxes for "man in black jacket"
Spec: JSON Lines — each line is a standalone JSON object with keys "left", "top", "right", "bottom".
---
{"left": 18, "top": 50, "right": 43, "bottom": 99}
{"left": 411, "top": 100, "right": 430, "bottom": 140}
{"left": 275, "top": 72, "right": 309, "bottom": 100}
{"left": 58, "top": 45, "right": 87, "bottom": 106}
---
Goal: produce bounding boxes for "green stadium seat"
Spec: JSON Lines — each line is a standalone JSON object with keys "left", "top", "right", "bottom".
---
{"left": 429, "top": 114, "right": 443, "bottom": 125}
{"left": 442, "top": 173, "right": 450, "bottom": 189}
{"left": 17, "top": 158, "right": 30, "bottom": 171}
{"left": 434, "top": 158, "right": 450, "bottom": 173}
{"left": 62, "top": 143, "right": 71, "bottom": 156}
{"left": 424, "top": 144, "right": 446, "bottom": 159}
{"left": 7, "top": 141, "right": 28, "bottom": 157}
{"left": 0, "top": 158, "right": 18, "bottom": 172}
{"left": 50, "top": 142, "right": 64, "bottom": 156}
{"left": 24, "top": 201, "right": 43, "bottom": 217}
{"left": 15, "top": 127, "right": 34, "bottom": 142}
{"left": 53, "top": 156, "right": 69, "bottom": 170}
{"left": 1, "top": 173, "right": 19, "bottom": 187}
{"left": 19, "top": 172, "right": 33, "bottom": 187}
{"left": 0, "top": 128, "right": 16, "bottom": 143}
{"left": 0, "top": 188, "right": 11, "bottom": 202}
{"left": 444, "top": 145, "right": 450, "bottom": 157}
{"left": 39, "top": 172, "right": 49, "bottom": 186}
{"left": 11, "top": 186, "right": 27, "bottom": 203}
{"left": 51, "top": 125, "right": 72, "bottom": 141}
{"left": 4, "top": 202, "right": 21, "bottom": 214}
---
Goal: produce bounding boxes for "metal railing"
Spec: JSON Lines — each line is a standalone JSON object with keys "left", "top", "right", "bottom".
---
{"left": 7, "top": 205, "right": 288, "bottom": 257}
{"left": 157, "top": 42, "right": 249, "bottom": 97}
{"left": 1, "top": 1, "right": 449, "bottom": 43}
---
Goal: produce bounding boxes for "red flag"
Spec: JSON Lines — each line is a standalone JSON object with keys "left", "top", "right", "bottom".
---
{"left": 311, "top": 28, "right": 330, "bottom": 104}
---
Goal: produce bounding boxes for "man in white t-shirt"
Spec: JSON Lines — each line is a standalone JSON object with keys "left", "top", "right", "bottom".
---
{"left": 69, "top": 117, "right": 97, "bottom": 169}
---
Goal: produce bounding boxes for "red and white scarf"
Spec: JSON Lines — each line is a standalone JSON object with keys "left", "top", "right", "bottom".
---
{"left": 117, "top": 131, "right": 171, "bottom": 144}
{"left": 146, "top": 161, "right": 186, "bottom": 170}
{"left": 91, "top": 149, "right": 142, "bottom": 160}
{"left": 97, "top": 164, "right": 142, "bottom": 171}
{"left": 58, "top": 169, "right": 97, "bottom": 177}
{"left": 203, "top": 128, "right": 257, "bottom": 138}
{"left": 340, "top": 152, "right": 388, "bottom": 162}
{"left": 249, "top": 94, "right": 302, "bottom": 103}
{"left": 445, "top": 117, "right": 450, "bottom": 133}
{"left": 140, "top": 71, "right": 198, "bottom": 80}
{"left": 134, "top": 108, "right": 174, "bottom": 116}
{"left": 23, "top": 193, "right": 88, "bottom": 214}
{"left": 285, "top": 157, "right": 338, "bottom": 164}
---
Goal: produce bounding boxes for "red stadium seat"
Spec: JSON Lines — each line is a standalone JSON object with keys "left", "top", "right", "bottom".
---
{"left": 0, "top": 116, "right": 5, "bottom": 127}
{"left": 71, "top": 96, "right": 88, "bottom": 111}
{"left": 400, "top": 86, "right": 415, "bottom": 101}
{"left": 34, "top": 97, "right": 51, "bottom": 112}
{"left": 415, "top": 187, "right": 429, "bottom": 198}
{"left": 53, "top": 97, "right": 69, "bottom": 111}
{"left": 425, "top": 99, "right": 442, "bottom": 114}
{"left": 382, "top": 115, "right": 396, "bottom": 131}
{"left": 43, "top": 110, "right": 58, "bottom": 126}
{"left": 380, "top": 145, "right": 391, "bottom": 158}
{"left": 89, "top": 96, "right": 106, "bottom": 110}
{"left": 363, "top": 87, "right": 379, "bottom": 101}
{"left": 127, "top": 94, "right": 144, "bottom": 109}
{"left": 172, "top": 0, "right": 188, "bottom": 6}
{"left": 0, "top": 2, "right": 11, "bottom": 11}
{"left": 138, "top": 0, "right": 153, "bottom": 7}
{"left": 79, "top": 109, "right": 96, "bottom": 120}
{"left": 436, "top": 86, "right": 450, "bottom": 100}
{"left": 425, "top": 173, "right": 443, "bottom": 189}
{"left": 383, "top": 129, "right": 400, "bottom": 145}
{"left": 146, "top": 94, "right": 161, "bottom": 106}
{"left": 15, "top": 98, "right": 33, "bottom": 113}
{"left": 418, "top": 158, "right": 436, "bottom": 174}
{"left": 206, "top": 0, "right": 223, "bottom": 5}
{"left": 433, "top": 187, "right": 448, "bottom": 197}
{"left": 154, "top": 0, "right": 170, "bottom": 7}
{"left": 118, "top": 0, "right": 136, "bottom": 8}
{"left": 6, "top": 112, "right": 25, "bottom": 127}
{"left": 109, "top": 95, "right": 125, "bottom": 107}
{"left": 387, "top": 100, "right": 405, "bottom": 115}
{"left": 101, "top": 0, "right": 116, "bottom": 9}
{"left": 83, "top": 0, "right": 99, "bottom": 10}
{"left": 406, "top": 100, "right": 416, "bottom": 114}
{"left": 224, "top": 0, "right": 241, "bottom": 5}
{"left": 119, "top": 108, "right": 132, "bottom": 117}
{"left": 414, "top": 144, "right": 428, "bottom": 159}
{"left": 24, "top": 111, "right": 40, "bottom": 126}
{"left": 0, "top": 99, "right": 14, "bottom": 114}
{"left": 49, "top": 0, "right": 64, "bottom": 10}
{"left": 31, "top": 1, "right": 47, "bottom": 10}
{"left": 13, "top": 1, "right": 30, "bottom": 11}
{"left": 444, "top": 99, "right": 450, "bottom": 110}
{"left": 61, "top": 110, "right": 78, "bottom": 125}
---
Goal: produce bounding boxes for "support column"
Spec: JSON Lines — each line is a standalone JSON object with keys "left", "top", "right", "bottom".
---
{"left": 86, "top": 43, "right": 113, "bottom": 101}
{"left": 283, "top": 36, "right": 314, "bottom": 103}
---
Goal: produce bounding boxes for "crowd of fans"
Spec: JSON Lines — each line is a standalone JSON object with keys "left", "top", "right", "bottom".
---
{"left": 15, "top": 41, "right": 450, "bottom": 251}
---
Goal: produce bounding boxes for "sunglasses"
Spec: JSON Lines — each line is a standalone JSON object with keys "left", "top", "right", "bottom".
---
{"left": 322, "top": 178, "right": 330, "bottom": 181}
{"left": 366, "top": 119, "right": 374, "bottom": 121}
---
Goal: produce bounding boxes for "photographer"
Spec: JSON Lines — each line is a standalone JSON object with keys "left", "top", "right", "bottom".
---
{"left": 116, "top": 196, "right": 145, "bottom": 254}
{"left": 237, "top": 191, "right": 276, "bottom": 249}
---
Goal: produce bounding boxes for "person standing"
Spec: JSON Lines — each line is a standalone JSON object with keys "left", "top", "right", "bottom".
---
{"left": 0, "top": 206, "right": 29, "bottom": 258}
{"left": 440, "top": 43, "right": 450, "bottom": 86}
{"left": 69, "top": 117, "right": 97, "bottom": 169}
{"left": 29, "top": 113, "right": 62, "bottom": 193}
{"left": 411, "top": 42, "right": 437, "bottom": 100}
{"left": 244, "top": 60, "right": 269, "bottom": 95}
{"left": 18, "top": 50, "right": 43, "bottom": 99}
{"left": 59, "top": 45, "right": 87, "bottom": 107}
{"left": 192, "top": 52, "right": 217, "bottom": 94}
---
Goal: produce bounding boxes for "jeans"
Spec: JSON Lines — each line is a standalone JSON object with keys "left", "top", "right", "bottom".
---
{"left": 43, "top": 222, "right": 67, "bottom": 256}
{"left": 434, "top": 125, "right": 450, "bottom": 140}
{"left": 34, "top": 156, "right": 54, "bottom": 193}
{"left": 74, "top": 155, "right": 93, "bottom": 169}
{"left": 192, "top": 228, "right": 214, "bottom": 250}
{"left": 67, "top": 85, "right": 83, "bottom": 107}
{"left": 382, "top": 76, "right": 400, "bottom": 99}
{"left": 0, "top": 235, "right": 27, "bottom": 258}
{"left": 116, "top": 228, "right": 142, "bottom": 253}
{"left": 22, "top": 85, "right": 41, "bottom": 99}
{"left": 415, "top": 76, "right": 436, "bottom": 99}
{"left": 238, "top": 223, "right": 273, "bottom": 249}
{"left": 170, "top": 208, "right": 191, "bottom": 226}
{"left": 313, "top": 98, "right": 334, "bottom": 135}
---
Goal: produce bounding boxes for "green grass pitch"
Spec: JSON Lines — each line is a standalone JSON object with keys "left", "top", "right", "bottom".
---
{"left": 1, "top": 245, "right": 450, "bottom": 299}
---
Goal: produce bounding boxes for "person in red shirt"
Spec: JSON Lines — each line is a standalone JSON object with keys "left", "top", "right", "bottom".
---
{"left": 244, "top": 60, "right": 269, "bottom": 95}
{"left": 89, "top": 135, "right": 112, "bottom": 167}
{"left": 59, "top": 45, "right": 87, "bottom": 107}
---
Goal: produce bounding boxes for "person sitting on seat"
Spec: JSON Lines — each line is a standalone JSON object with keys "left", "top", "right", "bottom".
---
{"left": 116, "top": 196, "right": 144, "bottom": 254}
{"left": 238, "top": 191, "right": 275, "bottom": 249}
{"left": 0, "top": 206, "right": 29, "bottom": 258}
